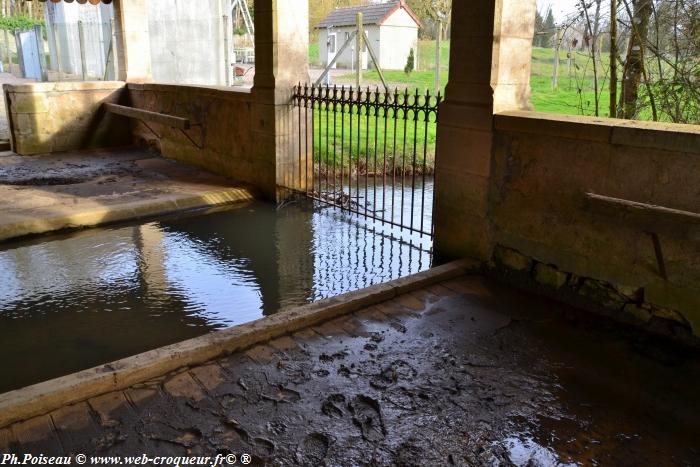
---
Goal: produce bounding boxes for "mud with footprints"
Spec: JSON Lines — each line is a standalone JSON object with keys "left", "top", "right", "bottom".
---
{"left": 3, "top": 276, "right": 700, "bottom": 466}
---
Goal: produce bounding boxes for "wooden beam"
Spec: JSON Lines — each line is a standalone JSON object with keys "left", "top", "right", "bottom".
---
{"left": 584, "top": 192, "right": 700, "bottom": 240}
{"left": 104, "top": 103, "right": 190, "bottom": 130}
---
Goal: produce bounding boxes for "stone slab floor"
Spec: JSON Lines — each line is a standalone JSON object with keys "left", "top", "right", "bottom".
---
{"left": 1, "top": 275, "right": 698, "bottom": 465}
{"left": 0, "top": 148, "right": 254, "bottom": 241}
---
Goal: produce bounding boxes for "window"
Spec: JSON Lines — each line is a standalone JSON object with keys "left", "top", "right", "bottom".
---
{"left": 328, "top": 33, "right": 336, "bottom": 54}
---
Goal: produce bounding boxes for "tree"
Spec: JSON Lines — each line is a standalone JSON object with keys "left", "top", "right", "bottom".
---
{"left": 308, "top": 0, "right": 365, "bottom": 40}
{"left": 543, "top": 8, "right": 556, "bottom": 46}
{"left": 534, "top": 10, "right": 545, "bottom": 47}
{"left": 405, "top": 0, "right": 452, "bottom": 40}
{"left": 619, "top": 0, "right": 653, "bottom": 119}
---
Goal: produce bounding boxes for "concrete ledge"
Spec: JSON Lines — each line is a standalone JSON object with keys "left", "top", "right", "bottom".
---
{"left": 495, "top": 111, "right": 700, "bottom": 154}
{"left": 3, "top": 81, "right": 126, "bottom": 94}
{"left": 0, "top": 258, "right": 480, "bottom": 428}
{"left": 127, "top": 83, "right": 253, "bottom": 101}
{"left": 0, "top": 187, "right": 256, "bottom": 243}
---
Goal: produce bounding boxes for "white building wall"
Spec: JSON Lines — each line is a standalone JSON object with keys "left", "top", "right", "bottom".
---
{"left": 317, "top": 8, "right": 418, "bottom": 73}
{"left": 45, "top": 2, "right": 114, "bottom": 79}
{"left": 148, "top": 0, "right": 226, "bottom": 86}
{"left": 318, "top": 25, "right": 376, "bottom": 71}
{"left": 378, "top": 8, "right": 419, "bottom": 70}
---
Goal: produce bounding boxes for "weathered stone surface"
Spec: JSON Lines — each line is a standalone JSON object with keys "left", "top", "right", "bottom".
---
{"left": 650, "top": 306, "right": 689, "bottom": 326}
{"left": 615, "top": 284, "right": 644, "bottom": 302}
{"left": 5, "top": 82, "right": 129, "bottom": 155}
{"left": 623, "top": 304, "right": 652, "bottom": 323}
{"left": 127, "top": 84, "right": 266, "bottom": 194}
{"left": 646, "top": 282, "right": 700, "bottom": 335}
{"left": 534, "top": 263, "right": 568, "bottom": 289}
{"left": 577, "top": 279, "right": 627, "bottom": 311}
{"left": 494, "top": 246, "right": 533, "bottom": 272}
{"left": 0, "top": 148, "right": 256, "bottom": 243}
{"left": 485, "top": 112, "right": 700, "bottom": 337}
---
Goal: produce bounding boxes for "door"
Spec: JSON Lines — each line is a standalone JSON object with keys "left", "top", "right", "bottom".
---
{"left": 17, "top": 29, "right": 43, "bottom": 80}
{"left": 326, "top": 32, "right": 337, "bottom": 69}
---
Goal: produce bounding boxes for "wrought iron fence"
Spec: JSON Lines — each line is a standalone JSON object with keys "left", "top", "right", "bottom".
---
{"left": 293, "top": 84, "right": 441, "bottom": 238}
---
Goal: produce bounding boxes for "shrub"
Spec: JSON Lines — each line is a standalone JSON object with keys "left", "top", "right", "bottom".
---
{"left": 0, "top": 15, "right": 45, "bottom": 32}
{"left": 404, "top": 48, "right": 415, "bottom": 75}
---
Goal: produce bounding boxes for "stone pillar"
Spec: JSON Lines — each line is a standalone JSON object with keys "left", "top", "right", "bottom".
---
{"left": 252, "top": 0, "right": 310, "bottom": 200}
{"left": 492, "top": 0, "right": 537, "bottom": 113}
{"left": 433, "top": 0, "right": 535, "bottom": 261}
{"left": 112, "top": 0, "right": 152, "bottom": 82}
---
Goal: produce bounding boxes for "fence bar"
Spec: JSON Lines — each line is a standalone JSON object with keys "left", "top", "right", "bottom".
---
{"left": 78, "top": 21, "right": 87, "bottom": 81}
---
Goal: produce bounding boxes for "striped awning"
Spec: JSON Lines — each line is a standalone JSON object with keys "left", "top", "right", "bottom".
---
{"left": 25, "top": 0, "right": 114, "bottom": 4}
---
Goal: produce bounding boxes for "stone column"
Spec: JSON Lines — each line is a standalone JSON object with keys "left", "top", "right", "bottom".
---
{"left": 433, "top": 0, "right": 535, "bottom": 261}
{"left": 252, "top": 0, "right": 310, "bottom": 200}
{"left": 112, "top": 0, "right": 152, "bottom": 82}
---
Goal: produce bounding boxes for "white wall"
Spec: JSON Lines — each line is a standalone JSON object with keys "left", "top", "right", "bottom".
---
{"left": 378, "top": 8, "right": 418, "bottom": 70}
{"left": 147, "top": 0, "right": 227, "bottom": 85}
{"left": 45, "top": 2, "right": 114, "bottom": 79}
{"left": 317, "top": 8, "right": 418, "bottom": 73}
{"left": 318, "top": 25, "right": 372, "bottom": 71}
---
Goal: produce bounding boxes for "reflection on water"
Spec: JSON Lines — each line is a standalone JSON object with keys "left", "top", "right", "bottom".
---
{"left": 0, "top": 199, "right": 431, "bottom": 393}
{"left": 318, "top": 176, "right": 434, "bottom": 236}
{"left": 500, "top": 435, "right": 578, "bottom": 467}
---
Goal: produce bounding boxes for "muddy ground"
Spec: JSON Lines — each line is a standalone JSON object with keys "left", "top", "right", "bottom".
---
{"left": 4, "top": 276, "right": 699, "bottom": 466}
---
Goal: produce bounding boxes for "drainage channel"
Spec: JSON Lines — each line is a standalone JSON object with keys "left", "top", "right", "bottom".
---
{"left": 0, "top": 198, "right": 432, "bottom": 393}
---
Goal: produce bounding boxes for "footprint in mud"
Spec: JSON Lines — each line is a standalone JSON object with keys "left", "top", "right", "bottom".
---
{"left": 319, "top": 351, "right": 348, "bottom": 363}
{"left": 252, "top": 437, "right": 275, "bottom": 455}
{"left": 348, "top": 395, "right": 386, "bottom": 443}
{"left": 261, "top": 385, "right": 301, "bottom": 403}
{"left": 146, "top": 427, "right": 202, "bottom": 450}
{"left": 223, "top": 419, "right": 275, "bottom": 455}
{"left": 296, "top": 433, "right": 330, "bottom": 464}
{"left": 393, "top": 440, "right": 427, "bottom": 466}
{"left": 266, "top": 420, "right": 288, "bottom": 436}
{"left": 370, "top": 360, "right": 417, "bottom": 390}
{"left": 321, "top": 394, "right": 346, "bottom": 418}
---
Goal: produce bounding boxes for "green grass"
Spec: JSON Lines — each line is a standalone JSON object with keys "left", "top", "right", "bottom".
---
{"left": 306, "top": 43, "right": 658, "bottom": 171}
{"left": 417, "top": 39, "right": 450, "bottom": 72}
{"left": 309, "top": 43, "right": 320, "bottom": 67}
{"left": 529, "top": 47, "right": 616, "bottom": 117}
{"left": 335, "top": 69, "right": 449, "bottom": 94}
{"left": 323, "top": 45, "right": 620, "bottom": 117}
{"left": 310, "top": 105, "right": 437, "bottom": 175}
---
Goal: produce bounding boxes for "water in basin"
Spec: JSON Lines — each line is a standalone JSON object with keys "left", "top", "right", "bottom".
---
{"left": 0, "top": 198, "right": 432, "bottom": 392}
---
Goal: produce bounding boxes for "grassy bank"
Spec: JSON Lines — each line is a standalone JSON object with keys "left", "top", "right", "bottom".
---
{"left": 306, "top": 43, "right": 648, "bottom": 170}
{"left": 308, "top": 106, "right": 437, "bottom": 175}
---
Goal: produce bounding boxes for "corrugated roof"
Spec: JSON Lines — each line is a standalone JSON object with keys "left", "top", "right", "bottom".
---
{"left": 316, "top": 1, "right": 421, "bottom": 29}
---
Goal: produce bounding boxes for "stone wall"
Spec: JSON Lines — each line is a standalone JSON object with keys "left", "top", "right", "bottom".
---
{"left": 487, "top": 111, "right": 700, "bottom": 338}
{"left": 3, "top": 81, "right": 130, "bottom": 155}
{"left": 126, "top": 83, "right": 260, "bottom": 190}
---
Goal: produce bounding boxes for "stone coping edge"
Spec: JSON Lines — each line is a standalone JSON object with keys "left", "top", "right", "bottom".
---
{"left": 0, "top": 187, "right": 256, "bottom": 244}
{"left": 495, "top": 110, "right": 700, "bottom": 155}
{"left": 127, "top": 82, "right": 253, "bottom": 101}
{"left": 3, "top": 81, "right": 126, "bottom": 93}
{"left": 0, "top": 258, "right": 481, "bottom": 428}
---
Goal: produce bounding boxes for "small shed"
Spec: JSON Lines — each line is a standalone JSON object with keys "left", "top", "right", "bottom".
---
{"left": 316, "top": 1, "right": 421, "bottom": 71}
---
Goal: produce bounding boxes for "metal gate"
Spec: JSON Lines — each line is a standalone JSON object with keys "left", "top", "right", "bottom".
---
{"left": 292, "top": 84, "right": 441, "bottom": 238}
